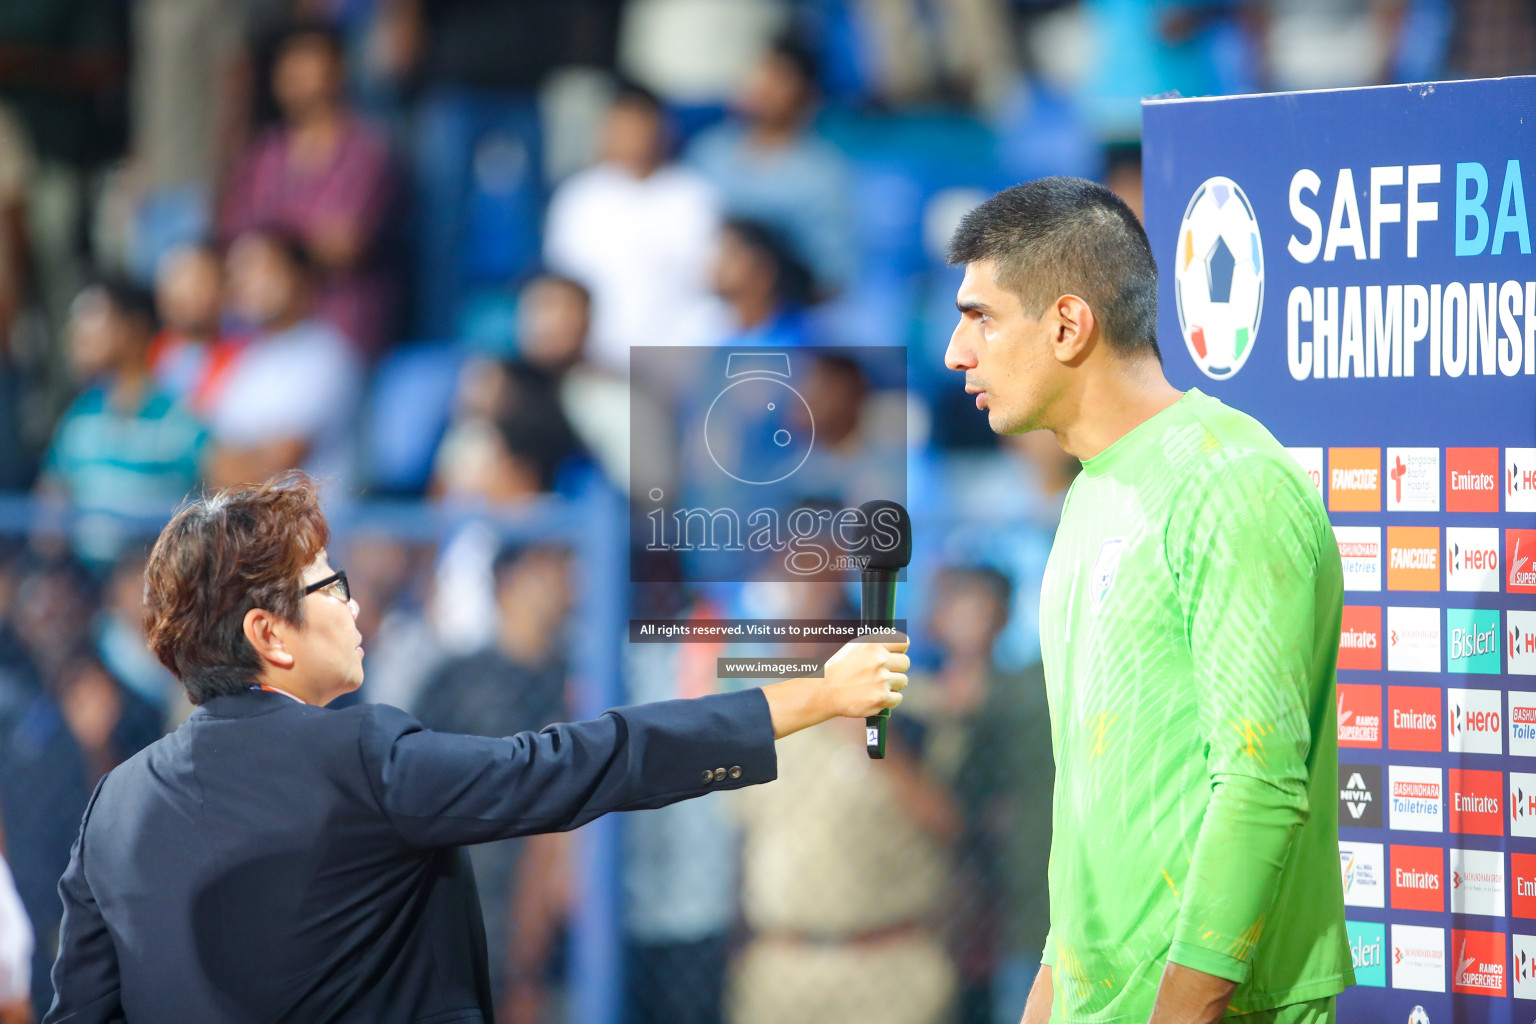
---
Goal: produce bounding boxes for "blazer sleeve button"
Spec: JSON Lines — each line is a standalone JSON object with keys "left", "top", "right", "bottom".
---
{"left": 701, "top": 769, "right": 715, "bottom": 784}
{"left": 728, "top": 766, "right": 742, "bottom": 779}
{"left": 712, "top": 767, "right": 727, "bottom": 782}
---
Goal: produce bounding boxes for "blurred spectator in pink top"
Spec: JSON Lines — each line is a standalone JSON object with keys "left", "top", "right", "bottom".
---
{"left": 219, "top": 22, "right": 401, "bottom": 355}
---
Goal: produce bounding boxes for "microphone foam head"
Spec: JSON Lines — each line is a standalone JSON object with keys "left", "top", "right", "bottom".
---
{"left": 854, "top": 499, "right": 912, "bottom": 570}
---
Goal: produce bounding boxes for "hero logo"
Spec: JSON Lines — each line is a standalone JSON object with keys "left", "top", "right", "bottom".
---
{"left": 1447, "top": 688, "right": 1503, "bottom": 755}
{"left": 1516, "top": 934, "right": 1536, "bottom": 1000}
{"left": 1508, "top": 447, "right": 1536, "bottom": 513}
{"left": 1446, "top": 526, "right": 1500, "bottom": 593}
{"left": 1285, "top": 447, "right": 1323, "bottom": 500}
{"left": 1512, "top": 772, "right": 1536, "bottom": 838}
{"left": 1510, "top": 612, "right": 1536, "bottom": 676}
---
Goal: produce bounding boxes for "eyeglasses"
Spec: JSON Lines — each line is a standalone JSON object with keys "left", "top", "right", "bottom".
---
{"left": 303, "top": 569, "right": 350, "bottom": 603}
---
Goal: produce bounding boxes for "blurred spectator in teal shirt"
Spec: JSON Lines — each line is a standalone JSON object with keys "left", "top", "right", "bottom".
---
{"left": 39, "top": 280, "right": 205, "bottom": 565}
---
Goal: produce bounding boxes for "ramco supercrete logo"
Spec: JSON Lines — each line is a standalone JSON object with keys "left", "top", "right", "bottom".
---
{"left": 1508, "top": 530, "right": 1536, "bottom": 593}
{"left": 1175, "top": 176, "right": 1264, "bottom": 380}
{"left": 1450, "top": 929, "right": 1506, "bottom": 996}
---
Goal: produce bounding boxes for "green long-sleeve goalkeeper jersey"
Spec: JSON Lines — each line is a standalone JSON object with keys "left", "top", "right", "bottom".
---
{"left": 1037, "top": 389, "right": 1353, "bottom": 1022}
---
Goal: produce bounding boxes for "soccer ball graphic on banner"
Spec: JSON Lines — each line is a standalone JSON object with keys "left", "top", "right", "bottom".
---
{"left": 1174, "top": 176, "right": 1264, "bottom": 380}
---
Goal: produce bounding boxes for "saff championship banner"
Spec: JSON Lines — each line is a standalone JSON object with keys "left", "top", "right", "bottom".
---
{"left": 1144, "top": 77, "right": 1536, "bottom": 1024}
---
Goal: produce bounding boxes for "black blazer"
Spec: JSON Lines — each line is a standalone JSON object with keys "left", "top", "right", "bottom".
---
{"left": 43, "top": 686, "right": 777, "bottom": 1023}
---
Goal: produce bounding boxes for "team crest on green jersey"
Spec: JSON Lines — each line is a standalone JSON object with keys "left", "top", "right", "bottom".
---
{"left": 1090, "top": 538, "right": 1127, "bottom": 609}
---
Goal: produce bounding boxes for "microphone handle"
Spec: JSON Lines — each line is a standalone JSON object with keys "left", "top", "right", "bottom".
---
{"left": 860, "top": 572, "right": 898, "bottom": 759}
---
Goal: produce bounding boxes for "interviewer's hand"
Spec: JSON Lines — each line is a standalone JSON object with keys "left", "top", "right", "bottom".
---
{"left": 763, "top": 634, "right": 909, "bottom": 739}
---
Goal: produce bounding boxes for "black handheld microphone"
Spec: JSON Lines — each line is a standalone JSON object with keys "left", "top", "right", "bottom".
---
{"left": 854, "top": 499, "right": 912, "bottom": 759}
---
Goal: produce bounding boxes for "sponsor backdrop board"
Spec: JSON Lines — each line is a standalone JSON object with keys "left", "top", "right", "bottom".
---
{"left": 1144, "top": 77, "right": 1536, "bottom": 1023}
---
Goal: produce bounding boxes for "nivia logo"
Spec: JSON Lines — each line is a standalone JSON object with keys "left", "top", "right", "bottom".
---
{"left": 1340, "top": 764, "right": 1381, "bottom": 827}
{"left": 1508, "top": 447, "right": 1536, "bottom": 513}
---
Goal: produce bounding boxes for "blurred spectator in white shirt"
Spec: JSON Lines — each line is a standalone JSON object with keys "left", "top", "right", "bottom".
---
{"left": 688, "top": 35, "right": 853, "bottom": 295}
{"left": 203, "top": 229, "right": 361, "bottom": 492}
{"left": 0, "top": 852, "right": 30, "bottom": 1022}
{"left": 147, "top": 242, "right": 242, "bottom": 413}
{"left": 544, "top": 82, "right": 720, "bottom": 373}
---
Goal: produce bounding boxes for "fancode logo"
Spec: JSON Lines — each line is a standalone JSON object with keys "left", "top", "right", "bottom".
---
{"left": 1338, "top": 606, "right": 1382, "bottom": 670}
{"left": 1391, "top": 844, "right": 1445, "bottom": 912}
{"left": 1507, "top": 530, "right": 1536, "bottom": 593}
{"left": 1446, "top": 527, "right": 1500, "bottom": 593}
{"left": 1329, "top": 447, "right": 1382, "bottom": 512}
{"left": 1446, "top": 447, "right": 1500, "bottom": 513}
{"left": 1387, "top": 526, "right": 1440, "bottom": 591}
{"left": 1449, "top": 769, "right": 1503, "bottom": 835}
{"left": 1450, "top": 929, "right": 1506, "bottom": 996}
{"left": 1508, "top": 447, "right": 1536, "bottom": 513}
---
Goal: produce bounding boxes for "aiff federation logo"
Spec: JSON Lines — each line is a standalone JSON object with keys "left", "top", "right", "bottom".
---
{"left": 1174, "top": 176, "right": 1264, "bottom": 380}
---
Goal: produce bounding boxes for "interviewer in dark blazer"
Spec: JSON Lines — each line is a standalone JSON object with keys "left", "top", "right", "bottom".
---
{"left": 43, "top": 473, "right": 909, "bottom": 1023}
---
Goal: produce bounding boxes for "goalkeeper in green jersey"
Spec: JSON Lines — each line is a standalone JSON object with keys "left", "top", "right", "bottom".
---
{"left": 943, "top": 178, "right": 1352, "bottom": 1024}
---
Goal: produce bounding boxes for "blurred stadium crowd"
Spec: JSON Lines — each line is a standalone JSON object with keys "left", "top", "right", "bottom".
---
{"left": 0, "top": 0, "right": 1530, "bottom": 1021}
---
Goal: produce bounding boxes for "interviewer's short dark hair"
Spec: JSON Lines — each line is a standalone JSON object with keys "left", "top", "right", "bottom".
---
{"left": 145, "top": 472, "right": 330, "bottom": 704}
{"left": 947, "top": 177, "right": 1160, "bottom": 359}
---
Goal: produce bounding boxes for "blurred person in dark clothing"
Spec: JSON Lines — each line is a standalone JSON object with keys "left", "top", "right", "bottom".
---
{"left": 93, "top": 547, "right": 179, "bottom": 718}
{"left": 377, "top": 0, "right": 621, "bottom": 337}
{"left": 413, "top": 543, "right": 573, "bottom": 1020}
{"left": 688, "top": 35, "right": 853, "bottom": 294}
{"left": 37, "top": 280, "right": 206, "bottom": 566}
{"left": 220, "top": 22, "right": 401, "bottom": 355}
{"left": 707, "top": 217, "right": 817, "bottom": 349}
{"left": 204, "top": 229, "right": 361, "bottom": 493}
{"left": 0, "top": 651, "right": 159, "bottom": 1020}
{"left": 903, "top": 566, "right": 1052, "bottom": 1024}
